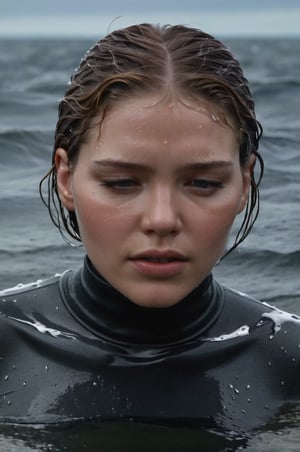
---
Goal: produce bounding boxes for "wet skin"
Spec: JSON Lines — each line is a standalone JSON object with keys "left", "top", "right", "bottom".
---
{"left": 56, "top": 94, "right": 253, "bottom": 308}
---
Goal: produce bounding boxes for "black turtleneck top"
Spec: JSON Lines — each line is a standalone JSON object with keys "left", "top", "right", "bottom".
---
{"left": 0, "top": 256, "right": 300, "bottom": 436}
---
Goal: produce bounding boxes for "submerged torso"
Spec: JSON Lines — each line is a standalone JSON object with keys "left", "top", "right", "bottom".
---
{"left": 1, "top": 257, "right": 300, "bottom": 436}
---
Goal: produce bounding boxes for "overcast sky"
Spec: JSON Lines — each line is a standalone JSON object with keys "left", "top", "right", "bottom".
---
{"left": 1, "top": 0, "right": 300, "bottom": 38}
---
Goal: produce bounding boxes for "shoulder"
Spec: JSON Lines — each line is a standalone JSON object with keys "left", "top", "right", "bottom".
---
{"left": 0, "top": 271, "right": 71, "bottom": 322}
{"left": 213, "top": 280, "right": 300, "bottom": 346}
{"left": 0, "top": 271, "right": 69, "bottom": 299}
{"left": 215, "top": 281, "right": 274, "bottom": 323}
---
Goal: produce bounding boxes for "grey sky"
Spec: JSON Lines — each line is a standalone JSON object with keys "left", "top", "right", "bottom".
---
{"left": 1, "top": 0, "right": 300, "bottom": 37}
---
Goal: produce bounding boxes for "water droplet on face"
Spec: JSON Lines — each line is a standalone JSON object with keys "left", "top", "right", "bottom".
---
{"left": 163, "top": 139, "right": 168, "bottom": 145}
{"left": 211, "top": 113, "right": 220, "bottom": 122}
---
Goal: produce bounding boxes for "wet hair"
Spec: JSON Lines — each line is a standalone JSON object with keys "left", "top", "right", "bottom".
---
{"left": 40, "top": 23, "right": 263, "bottom": 255}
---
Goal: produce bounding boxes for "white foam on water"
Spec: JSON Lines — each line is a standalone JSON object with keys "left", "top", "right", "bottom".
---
{"left": 203, "top": 325, "right": 250, "bottom": 342}
{"left": 261, "top": 302, "right": 300, "bottom": 334}
{"left": 6, "top": 315, "right": 77, "bottom": 340}
{"left": 0, "top": 280, "right": 44, "bottom": 296}
{"left": 0, "top": 271, "right": 69, "bottom": 297}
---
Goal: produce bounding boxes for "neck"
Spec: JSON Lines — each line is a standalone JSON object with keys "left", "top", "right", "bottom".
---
{"left": 61, "top": 256, "right": 223, "bottom": 345}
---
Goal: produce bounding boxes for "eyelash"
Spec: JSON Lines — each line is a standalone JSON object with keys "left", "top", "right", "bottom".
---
{"left": 187, "top": 179, "right": 224, "bottom": 190}
{"left": 100, "top": 179, "right": 138, "bottom": 189}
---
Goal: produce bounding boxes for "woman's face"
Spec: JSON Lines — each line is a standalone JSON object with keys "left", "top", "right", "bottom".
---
{"left": 56, "top": 94, "right": 253, "bottom": 308}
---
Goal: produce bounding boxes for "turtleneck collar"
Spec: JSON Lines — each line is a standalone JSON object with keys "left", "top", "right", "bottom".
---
{"left": 60, "top": 256, "right": 223, "bottom": 345}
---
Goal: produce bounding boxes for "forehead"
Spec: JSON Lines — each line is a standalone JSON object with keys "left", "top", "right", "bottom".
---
{"left": 89, "top": 93, "right": 237, "bottom": 145}
{"left": 78, "top": 94, "right": 240, "bottom": 168}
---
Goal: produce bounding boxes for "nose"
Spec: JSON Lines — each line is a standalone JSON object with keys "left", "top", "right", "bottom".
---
{"left": 141, "top": 184, "right": 182, "bottom": 236}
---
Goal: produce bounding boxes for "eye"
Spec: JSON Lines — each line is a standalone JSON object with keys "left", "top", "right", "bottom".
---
{"left": 100, "top": 178, "right": 139, "bottom": 191}
{"left": 187, "top": 179, "right": 224, "bottom": 191}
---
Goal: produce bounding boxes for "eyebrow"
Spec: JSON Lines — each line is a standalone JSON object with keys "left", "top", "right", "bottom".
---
{"left": 92, "top": 159, "right": 233, "bottom": 172}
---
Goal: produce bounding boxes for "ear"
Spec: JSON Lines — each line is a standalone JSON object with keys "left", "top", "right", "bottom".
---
{"left": 238, "top": 152, "right": 256, "bottom": 214}
{"left": 54, "top": 148, "right": 75, "bottom": 211}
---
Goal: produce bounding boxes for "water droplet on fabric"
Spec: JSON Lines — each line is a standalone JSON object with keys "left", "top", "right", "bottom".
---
{"left": 246, "top": 384, "right": 251, "bottom": 390}
{"left": 4, "top": 375, "right": 8, "bottom": 381}
{"left": 234, "top": 388, "right": 240, "bottom": 394}
{"left": 7, "top": 400, "right": 11, "bottom": 406}
{"left": 268, "top": 361, "right": 272, "bottom": 367}
{"left": 45, "top": 365, "right": 49, "bottom": 371}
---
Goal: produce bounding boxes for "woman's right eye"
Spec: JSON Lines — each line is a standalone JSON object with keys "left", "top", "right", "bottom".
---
{"left": 100, "top": 179, "right": 139, "bottom": 191}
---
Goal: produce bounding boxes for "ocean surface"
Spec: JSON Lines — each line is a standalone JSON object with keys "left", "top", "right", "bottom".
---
{"left": 0, "top": 37, "right": 299, "bottom": 451}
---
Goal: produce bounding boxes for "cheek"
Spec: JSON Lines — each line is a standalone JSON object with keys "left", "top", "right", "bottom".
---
{"left": 73, "top": 192, "right": 133, "bottom": 243}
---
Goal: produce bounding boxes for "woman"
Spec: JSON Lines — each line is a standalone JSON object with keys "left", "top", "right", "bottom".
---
{"left": 0, "top": 23, "right": 299, "bottom": 437}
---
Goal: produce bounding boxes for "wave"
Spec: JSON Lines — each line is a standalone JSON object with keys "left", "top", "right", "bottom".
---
{"left": 0, "top": 129, "right": 52, "bottom": 166}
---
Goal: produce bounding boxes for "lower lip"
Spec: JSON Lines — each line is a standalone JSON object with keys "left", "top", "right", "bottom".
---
{"left": 130, "top": 259, "right": 187, "bottom": 277}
